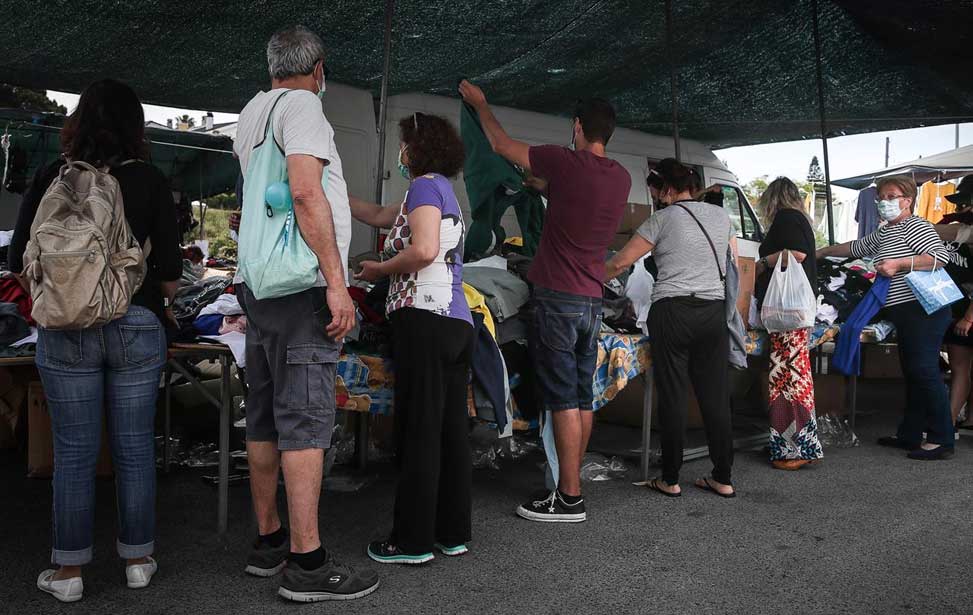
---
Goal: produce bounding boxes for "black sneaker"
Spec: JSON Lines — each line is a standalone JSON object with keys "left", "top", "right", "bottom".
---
{"left": 516, "top": 490, "right": 586, "bottom": 523}
{"left": 245, "top": 529, "right": 290, "bottom": 577}
{"left": 277, "top": 553, "right": 379, "bottom": 602}
{"left": 367, "top": 540, "right": 434, "bottom": 565}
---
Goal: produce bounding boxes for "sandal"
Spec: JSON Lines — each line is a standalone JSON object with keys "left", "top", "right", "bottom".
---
{"left": 644, "top": 478, "right": 681, "bottom": 498}
{"left": 694, "top": 477, "right": 736, "bottom": 499}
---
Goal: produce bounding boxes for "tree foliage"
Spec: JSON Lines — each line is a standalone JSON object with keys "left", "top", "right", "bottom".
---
{"left": 0, "top": 84, "right": 66, "bottom": 114}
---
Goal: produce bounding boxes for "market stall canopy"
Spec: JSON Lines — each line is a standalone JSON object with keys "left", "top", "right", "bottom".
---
{"left": 0, "top": 0, "right": 970, "bottom": 148}
{"left": 0, "top": 109, "right": 237, "bottom": 198}
{"left": 831, "top": 145, "right": 973, "bottom": 190}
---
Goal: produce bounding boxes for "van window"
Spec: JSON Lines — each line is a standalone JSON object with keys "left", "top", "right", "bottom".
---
{"left": 720, "top": 185, "right": 762, "bottom": 241}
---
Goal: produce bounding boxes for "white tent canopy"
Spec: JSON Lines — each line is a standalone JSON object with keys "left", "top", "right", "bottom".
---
{"left": 832, "top": 144, "right": 973, "bottom": 190}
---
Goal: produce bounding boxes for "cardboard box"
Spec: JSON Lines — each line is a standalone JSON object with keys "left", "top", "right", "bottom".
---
{"left": 28, "top": 381, "right": 113, "bottom": 479}
{"left": 617, "top": 203, "right": 652, "bottom": 234}
{"left": 862, "top": 344, "right": 903, "bottom": 379}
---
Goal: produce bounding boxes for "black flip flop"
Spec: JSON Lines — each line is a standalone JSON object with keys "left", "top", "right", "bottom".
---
{"left": 645, "top": 478, "right": 681, "bottom": 498}
{"left": 695, "top": 477, "right": 736, "bottom": 499}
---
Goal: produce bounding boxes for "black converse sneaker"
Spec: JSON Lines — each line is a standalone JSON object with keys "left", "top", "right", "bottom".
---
{"left": 516, "top": 490, "right": 586, "bottom": 523}
{"left": 277, "top": 553, "right": 380, "bottom": 602}
{"left": 245, "top": 529, "right": 290, "bottom": 577}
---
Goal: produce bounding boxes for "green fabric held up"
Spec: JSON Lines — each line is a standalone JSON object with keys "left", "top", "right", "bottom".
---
{"left": 460, "top": 103, "right": 544, "bottom": 260}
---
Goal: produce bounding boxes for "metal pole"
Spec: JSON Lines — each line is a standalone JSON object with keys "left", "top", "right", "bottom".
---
{"left": 957, "top": 124, "right": 962, "bottom": 149}
{"left": 665, "top": 0, "right": 681, "bottom": 162}
{"left": 373, "top": 0, "right": 395, "bottom": 206}
{"left": 884, "top": 137, "right": 890, "bottom": 168}
{"left": 812, "top": 0, "right": 835, "bottom": 245}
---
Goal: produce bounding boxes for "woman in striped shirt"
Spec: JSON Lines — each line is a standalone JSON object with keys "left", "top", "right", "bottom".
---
{"left": 817, "top": 175, "right": 953, "bottom": 460}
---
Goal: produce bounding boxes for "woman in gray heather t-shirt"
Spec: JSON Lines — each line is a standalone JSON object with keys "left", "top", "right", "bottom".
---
{"left": 606, "top": 158, "right": 737, "bottom": 499}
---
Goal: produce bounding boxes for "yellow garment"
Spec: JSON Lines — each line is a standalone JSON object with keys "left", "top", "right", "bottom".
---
{"left": 463, "top": 283, "right": 495, "bottom": 338}
{"left": 504, "top": 236, "right": 524, "bottom": 247}
{"left": 916, "top": 180, "right": 957, "bottom": 222}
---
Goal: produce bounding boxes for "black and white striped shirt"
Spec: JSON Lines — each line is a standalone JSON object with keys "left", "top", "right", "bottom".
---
{"left": 850, "top": 216, "right": 950, "bottom": 306}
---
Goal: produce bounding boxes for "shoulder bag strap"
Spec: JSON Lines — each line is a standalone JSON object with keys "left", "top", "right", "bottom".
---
{"left": 673, "top": 202, "right": 725, "bottom": 282}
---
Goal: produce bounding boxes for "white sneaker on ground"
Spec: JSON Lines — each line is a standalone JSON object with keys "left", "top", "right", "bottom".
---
{"left": 126, "top": 556, "right": 158, "bottom": 589}
{"left": 37, "top": 570, "right": 83, "bottom": 602}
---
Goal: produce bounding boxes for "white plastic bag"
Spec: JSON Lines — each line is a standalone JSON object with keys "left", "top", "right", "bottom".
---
{"left": 760, "top": 250, "right": 816, "bottom": 332}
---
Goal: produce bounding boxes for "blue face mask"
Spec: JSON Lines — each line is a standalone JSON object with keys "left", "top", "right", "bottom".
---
{"left": 397, "top": 146, "right": 410, "bottom": 180}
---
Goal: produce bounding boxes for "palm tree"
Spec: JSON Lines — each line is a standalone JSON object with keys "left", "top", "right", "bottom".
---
{"left": 174, "top": 114, "right": 195, "bottom": 129}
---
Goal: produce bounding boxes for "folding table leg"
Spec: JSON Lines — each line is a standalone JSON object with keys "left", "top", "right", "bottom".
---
{"left": 641, "top": 367, "right": 654, "bottom": 483}
{"left": 218, "top": 354, "right": 231, "bottom": 534}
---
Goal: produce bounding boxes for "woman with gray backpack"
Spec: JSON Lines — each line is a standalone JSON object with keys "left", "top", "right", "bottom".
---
{"left": 8, "top": 79, "right": 182, "bottom": 602}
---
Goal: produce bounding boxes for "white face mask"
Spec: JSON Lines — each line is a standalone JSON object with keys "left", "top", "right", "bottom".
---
{"left": 316, "top": 75, "right": 326, "bottom": 100}
{"left": 877, "top": 198, "right": 903, "bottom": 221}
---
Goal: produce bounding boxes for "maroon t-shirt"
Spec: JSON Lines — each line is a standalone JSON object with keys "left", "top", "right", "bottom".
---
{"left": 528, "top": 145, "right": 632, "bottom": 298}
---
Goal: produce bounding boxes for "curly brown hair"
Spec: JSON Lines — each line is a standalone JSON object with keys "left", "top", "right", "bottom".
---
{"left": 399, "top": 112, "right": 464, "bottom": 179}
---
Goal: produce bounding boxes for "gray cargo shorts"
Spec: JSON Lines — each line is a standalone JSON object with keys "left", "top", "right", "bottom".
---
{"left": 238, "top": 283, "right": 338, "bottom": 450}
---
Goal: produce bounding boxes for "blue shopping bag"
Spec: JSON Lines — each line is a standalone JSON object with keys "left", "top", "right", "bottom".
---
{"left": 905, "top": 261, "right": 963, "bottom": 315}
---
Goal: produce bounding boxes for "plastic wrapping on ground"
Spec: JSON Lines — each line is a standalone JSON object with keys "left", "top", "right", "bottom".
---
{"left": 817, "top": 414, "right": 860, "bottom": 448}
{"left": 579, "top": 453, "right": 630, "bottom": 482}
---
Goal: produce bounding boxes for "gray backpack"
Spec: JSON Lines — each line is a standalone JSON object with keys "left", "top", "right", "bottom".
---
{"left": 23, "top": 161, "right": 148, "bottom": 330}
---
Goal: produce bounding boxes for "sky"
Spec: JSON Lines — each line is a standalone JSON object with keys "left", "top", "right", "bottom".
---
{"left": 48, "top": 91, "right": 972, "bottom": 205}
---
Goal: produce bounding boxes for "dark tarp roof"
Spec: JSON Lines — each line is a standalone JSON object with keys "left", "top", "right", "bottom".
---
{"left": 0, "top": 109, "right": 237, "bottom": 198}
{"left": 0, "top": 1, "right": 971, "bottom": 148}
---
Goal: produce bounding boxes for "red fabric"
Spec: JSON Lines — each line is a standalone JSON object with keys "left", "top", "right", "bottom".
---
{"left": 527, "top": 145, "right": 631, "bottom": 298}
{"left": 348, "top": 286, "right": 385, "bottom": 324}
{"left": 0, "top": 278, "right": 34, "bottom": 325}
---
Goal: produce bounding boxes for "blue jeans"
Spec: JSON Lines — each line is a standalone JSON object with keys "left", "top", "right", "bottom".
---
{"left": 886, "top": 301, "right": 953, "bottom": 447}
{"left": 36, "top": 306, "right": 165, "bottom": 566}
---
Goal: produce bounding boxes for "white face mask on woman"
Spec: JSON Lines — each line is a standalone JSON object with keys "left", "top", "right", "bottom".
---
{"left": 877, "top": 198, "right": 903, "bottom": 221}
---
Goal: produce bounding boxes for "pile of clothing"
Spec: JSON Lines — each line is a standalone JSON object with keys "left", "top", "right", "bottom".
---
{"left": 815, "top": 256, "right": 894, "bottom": 342}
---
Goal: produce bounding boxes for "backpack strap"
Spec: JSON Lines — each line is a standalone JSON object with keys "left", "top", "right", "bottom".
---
{"left": 673, "top": 202, "right": 726, "bottom": 282}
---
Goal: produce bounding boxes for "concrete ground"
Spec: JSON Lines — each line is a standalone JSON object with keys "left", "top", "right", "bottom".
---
{"left": 2, "top": 390, "right": 970, "bottom": 615}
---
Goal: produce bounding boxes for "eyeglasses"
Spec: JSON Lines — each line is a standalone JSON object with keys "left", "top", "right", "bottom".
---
{"left": 876, "top": 194, "right": 907, "bottom": 201}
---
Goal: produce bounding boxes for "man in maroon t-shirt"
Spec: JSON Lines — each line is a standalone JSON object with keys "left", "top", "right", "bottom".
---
{"left": 460, "top": 80, "right": 631, "bottom": 523}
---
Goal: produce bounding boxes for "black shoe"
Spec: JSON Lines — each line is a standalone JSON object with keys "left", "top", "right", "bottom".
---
{"left": 907, "top": 446, "right": 955, "bottom": 461}
{"left": 877, "top": 436, "right": 915, "bottom": 450}
{"left": 277, "top": 554, "right": 379, "bottom": 603}
{"left": 367, "top": 540, "right": 434, "bottom": 565}
{"left": 245, "top": 529, "right": 290, "bottom": 577}
{"left": 516, "top": 490, "right": 586, "bottom": 523}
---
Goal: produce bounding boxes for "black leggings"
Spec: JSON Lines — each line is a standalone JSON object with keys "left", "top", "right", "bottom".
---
{"left": 389, "top": 308, "right": 474, "bottom": 553}
{"left": 648, "top": 297, "right": 733, "bottom": 485}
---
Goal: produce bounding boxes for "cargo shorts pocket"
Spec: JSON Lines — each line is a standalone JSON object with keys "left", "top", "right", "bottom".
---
{"left": 285, "top": 344, "right": 338, "bottom": 410}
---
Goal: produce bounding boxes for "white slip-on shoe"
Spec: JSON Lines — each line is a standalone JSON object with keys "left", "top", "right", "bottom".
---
{"left": 126, "top": 556, "right": 158, "bottom": 589}
{"left": 37, "top": 569, "right": 83, "bottom": 602}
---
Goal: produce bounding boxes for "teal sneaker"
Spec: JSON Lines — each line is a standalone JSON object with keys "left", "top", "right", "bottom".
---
{"left": 434, "top": 543, "right": 469, "bottom": 557}
{"left": 367, "top": 540, "right": 434, "bottom": 565}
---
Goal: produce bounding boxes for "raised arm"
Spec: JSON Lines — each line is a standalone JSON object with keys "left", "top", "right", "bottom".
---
{"left": 459, "top": 80, "right": 532, "bottom": 171}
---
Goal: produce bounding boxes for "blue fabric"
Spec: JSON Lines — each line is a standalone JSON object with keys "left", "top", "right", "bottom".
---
{"left": 855, "top": 186, "right": 880, "bottom": 239}
{"left": 36, "top": 306, "right": 165, "bottom": 565}
{"left": 193, "top": 313, "right": 224, "bottom": 336}
{"left": 470, "top": 312, "right": 507, "bottom": 433}
{"left": 886, "top": 301, "right": 953, "bottom": 447}
{"left": 832, "top": 276, "right": 890, "bottom": 376}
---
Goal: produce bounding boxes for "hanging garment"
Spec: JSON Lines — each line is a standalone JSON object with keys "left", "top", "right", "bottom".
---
{"left": 832, "top": 276, "right": 890, "bottom": 375}
{"left": 460, "top": 104, "right": 544, "bottom": 259}
{"left": 855, "top": 186, "right": 880, "bottom": 239}
{"left": 916, "top": 180, "right": 957, "bottom": 222}
{"left": 768, "top": 328, "right": 823, "bottom": 462}
{"left": 470, "top": 311, "right": 507, "bottom": 434}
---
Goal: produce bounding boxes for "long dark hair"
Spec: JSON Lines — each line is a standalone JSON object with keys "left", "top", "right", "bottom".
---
{"left": 60, "top": 79, "right": 148, "bottom": 165}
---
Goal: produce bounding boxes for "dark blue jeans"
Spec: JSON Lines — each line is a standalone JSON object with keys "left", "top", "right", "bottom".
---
{"left": 885, "top": 301, "right": 953, "bottom": 447}
{"left": 36, "top": 306, "right": 165, "bottom": 566}
{"left": 528, "top": 286, "right": 602, "bottom": 411}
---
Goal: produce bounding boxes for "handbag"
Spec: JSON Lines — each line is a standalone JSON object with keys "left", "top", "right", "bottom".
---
{"left": 905, "top": 256, "right": 963, "bottom": 315}
{"left": 760, "top": 250, "right": 816, "bottom": 332}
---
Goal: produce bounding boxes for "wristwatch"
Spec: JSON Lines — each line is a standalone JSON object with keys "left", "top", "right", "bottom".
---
{"left": 163, "top": 297, "right": 172, "bottom": 309}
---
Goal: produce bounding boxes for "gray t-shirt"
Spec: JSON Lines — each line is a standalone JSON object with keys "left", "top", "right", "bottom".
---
{"left": 636, "top": 201, "right": 733, "bottom": 303}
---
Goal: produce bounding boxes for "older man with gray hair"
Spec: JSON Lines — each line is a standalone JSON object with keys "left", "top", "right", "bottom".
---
{"left": 233, "top": 25, "right": 378, "bottom": 602}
